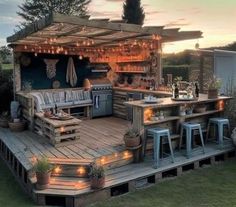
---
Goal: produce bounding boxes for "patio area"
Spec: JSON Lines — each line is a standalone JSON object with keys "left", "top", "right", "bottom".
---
{"left": 0, "top": 116, "right": 235, "bottom": 206}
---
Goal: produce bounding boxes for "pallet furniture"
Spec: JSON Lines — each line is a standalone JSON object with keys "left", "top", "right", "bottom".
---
{"left": 125, "top": 94, "right": 231, "bottom": 156}
{"left": 16, "top": 88, "right": 92, "bottom": 130}
{"left": 34, "top": 113, "right": 81, "bottom": 146}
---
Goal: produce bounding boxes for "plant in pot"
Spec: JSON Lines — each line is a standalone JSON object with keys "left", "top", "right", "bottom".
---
{"left": 123, "top": 127, "right": 141, "bottom": 148}
{"left": 0, "top": 111, "right": 10, "bottom": 128}
{"left": 34, "top": 157, "right": 53, "bottom": 190}
{"left": 89, "top": 164, "right": 105, "bottom": 189}
{"left": 179, "top": 105, "right": 186, "bottom": 116}
{"left": 208, "top": 76, "right": 222, "bottom": 99}
{"left": 185, "top": 104, "right": 194, "bottom": 115}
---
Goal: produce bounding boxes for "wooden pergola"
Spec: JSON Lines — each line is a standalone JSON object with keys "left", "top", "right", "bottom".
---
{"left": 7, "top": 13, "right": 203, "bottom": 92}
{"left": 7, "top": 12, "right": 203, "bottom": 55}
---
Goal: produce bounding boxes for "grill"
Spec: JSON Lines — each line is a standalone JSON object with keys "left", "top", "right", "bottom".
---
{"left": 84, "top": 78, "right": 112, "bottom": 118}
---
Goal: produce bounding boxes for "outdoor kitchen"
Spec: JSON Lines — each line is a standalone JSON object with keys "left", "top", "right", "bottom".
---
{"left": 0, "top": 13, "right": 234, "bottom": 207}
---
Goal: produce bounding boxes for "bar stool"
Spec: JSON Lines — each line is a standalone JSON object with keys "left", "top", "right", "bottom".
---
{"left": 206, "top": 118, "right": 230, "bottom": 149}
{"left": 179, "top": 123, "right": 205, "bottom": 158}
{"left": 146, "top": 127, "right": 175, "bottom": 168}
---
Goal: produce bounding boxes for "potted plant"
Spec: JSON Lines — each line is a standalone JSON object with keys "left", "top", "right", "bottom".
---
{"left": 34, "top": 157, "right": 53, "bottom": 190}
{"left": 179, "top": 105, "right": 186, "bottom": 116}
{"left": 123, "top": 128, "right": 141, "bottom": 147}
{"left": 185, "top": 104, "right": 193, "bottom": 115}
{"left": 208, "top": 76, "right": 222, "bottom": 99}
{"left": 89, "top": 164, "right": 105, "bottom": 189}
{"left": 0, "top": 111, "right": 10, "bottom": 128}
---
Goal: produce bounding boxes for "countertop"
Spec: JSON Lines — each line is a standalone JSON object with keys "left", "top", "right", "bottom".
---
{"left": 113, "top": 87, "right": 172, "bottom": 96}
{"left": 124, "top": 94, "right": 231, "bottom": 108}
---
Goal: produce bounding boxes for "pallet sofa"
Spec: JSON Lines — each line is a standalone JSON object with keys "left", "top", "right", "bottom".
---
{"left": 16, "top": 88, "right": 92, "bottom": 130}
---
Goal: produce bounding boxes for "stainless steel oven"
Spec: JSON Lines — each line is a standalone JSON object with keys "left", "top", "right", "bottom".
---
{"left": 84, "top": 78, "right": 113, "bottom": 118}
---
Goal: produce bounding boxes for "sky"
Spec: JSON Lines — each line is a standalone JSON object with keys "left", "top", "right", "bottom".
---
{"left": 0, "top": 0, "right": 236, "bottom": 53}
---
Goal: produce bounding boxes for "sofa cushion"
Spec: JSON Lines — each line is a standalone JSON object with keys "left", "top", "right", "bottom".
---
{"left": 44, "top": 92, "right": 54, "bottom": 104}
{"left": 65, "top": 90, "right": 74, "bottom": 102}
{"left": 57, "top": 102, "right": 73, "bottom": 107}
{"left": 72, "top": 90, "right": 84, "bottom": 101}
{"left": 53, "top": 91, "right": 65, "bottom": 103}
{"left": 74, "top": 99, "right": 92, "bottom": 105}
{"left": 31, "top": 92, "right": 46, "bottom": 112}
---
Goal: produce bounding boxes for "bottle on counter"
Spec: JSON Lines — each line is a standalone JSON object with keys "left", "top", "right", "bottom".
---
{"left": 54, "top": 104, "right": 58, "bottom": 114}
{"left": 174, "top": 83, "right": 179, "bottom": 98}
{"left": 195, "top": 82, "right": 199, "bottom": 98}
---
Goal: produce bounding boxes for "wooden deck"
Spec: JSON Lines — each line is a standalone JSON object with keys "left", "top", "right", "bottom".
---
{"left": 0, "top": 116, "right": 235, "bottom": 207}
{"left": 0, "top": 117, "right": 129, "bottom": 171}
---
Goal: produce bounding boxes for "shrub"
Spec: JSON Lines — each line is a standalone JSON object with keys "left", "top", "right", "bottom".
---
{"left": 0, "top": 68, "right": 13, "bottom": 113}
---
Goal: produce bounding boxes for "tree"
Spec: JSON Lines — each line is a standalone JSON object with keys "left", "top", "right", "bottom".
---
{"left": 122, "top": 0, "right": 145, "bottom": 25}
{"left": 0, "top": 46, "right": 12, "bottom": 64}
{"left": 17, "top": 0, "right": 91, "bottom": 25}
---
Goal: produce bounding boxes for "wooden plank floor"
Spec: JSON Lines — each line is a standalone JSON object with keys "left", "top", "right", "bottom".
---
{"left": 0, "top": 117, "right": 130, "bottom": 171}
{"left": 34, "top": 140, "right": 235, "bottom": 196}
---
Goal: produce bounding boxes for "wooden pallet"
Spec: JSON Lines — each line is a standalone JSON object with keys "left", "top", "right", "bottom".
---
{"left": 34, "top": 113, "right": 81, "bottom": 146}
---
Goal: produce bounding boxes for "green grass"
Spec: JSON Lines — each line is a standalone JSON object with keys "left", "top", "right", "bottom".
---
{"left": 1, "top": 157, "right": 236, "bottom": 207}
{"left": 90, "top": 160, "right": 236, "bottom": 207}
{"left": 0, "top": 158, "right": 34, "bottom": 207}
{"left": 1, "top": 63, "right": 13, "bottom": 70}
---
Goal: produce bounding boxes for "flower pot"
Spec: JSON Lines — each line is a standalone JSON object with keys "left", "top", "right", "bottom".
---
{"left": 0, "top": 119, "right": 9, "bottom": 128}
{"left": 124, "top": 135, "right": 140, "bottom": 147}
{"left": 208, "top": 89, "right": 218, "bottom": 99}
{"left": 8, "top": 121, "right": 25, "bottom": 132}
{"left": 90, "top": 176, "right": 105, "bottom": 189}
{"left": 36, "top": 171, "right": 51, "bottom": 190}
{"left": 186, "top": 109, "right": 193, "bottom": 115}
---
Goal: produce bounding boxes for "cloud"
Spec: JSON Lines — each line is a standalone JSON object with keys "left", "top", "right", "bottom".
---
{"left": 165, "top": 18, "right": 191, "bottom": 27}
{"left": 105, "top": 0, "right": 124, "bottom": 2}
{"left": 90, "top": 11, "right": 121, "bottom": 18}
{"left": 176, "top": 7, "right": 201, "bottom": 14}
{"left": 0, "top": 38, "right": 7, "bottom": 46}
{"left": 0, "top": 16, "right": 23, "bottom": 24}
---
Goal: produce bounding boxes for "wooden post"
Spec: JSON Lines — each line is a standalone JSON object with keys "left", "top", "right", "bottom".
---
{"left": 13, "top": 52, "right": 21, "bottom": 96}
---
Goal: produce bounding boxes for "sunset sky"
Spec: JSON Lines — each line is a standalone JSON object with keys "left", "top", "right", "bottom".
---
{"left": 0, "top": 0, "right": 235, "bottom": 53}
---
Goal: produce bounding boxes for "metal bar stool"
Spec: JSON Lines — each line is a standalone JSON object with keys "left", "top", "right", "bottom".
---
{"left": 206, "top": 118, "right": 230, "bottom": 149}
{"left": 179, "top": 123, "right": 205, "bottom": 158}
{"left": 147, "top": 127, "right": 175, "bottom": 168}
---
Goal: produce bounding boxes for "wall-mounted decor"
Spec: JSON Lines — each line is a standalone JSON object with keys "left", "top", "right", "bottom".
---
{"left": 44, "top": 59, "right": 59, "bottom": 79}
{"left": 66, "top": 57, "right": 77, "bottom": 87}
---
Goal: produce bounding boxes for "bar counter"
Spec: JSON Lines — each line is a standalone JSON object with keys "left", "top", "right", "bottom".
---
{"left": 124, "top": 94, "right": 231, "bottom": 153}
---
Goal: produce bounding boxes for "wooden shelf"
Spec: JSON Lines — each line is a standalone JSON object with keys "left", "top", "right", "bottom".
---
{"left": 144, "top": 116, "right": 180, "bottom": 126}
{"left": 91, "top": 59, "right": 149, "bottom": 64}
{"left": 144, "top": 110, "right": 222, "bottom": 126}
{"left": 184, "top": 109, "right": 222, "bottom": 119}
{"left": 115, "top": 70, "right": 146, "bottom": 73}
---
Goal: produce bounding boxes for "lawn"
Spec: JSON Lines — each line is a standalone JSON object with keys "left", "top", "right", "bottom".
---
{"left": 90, "top": 160, "right": 236, "bottom": 207}
{"left": 1, "top": 157, "right": 236, "bottom": 207}
{"left": 0, "top": 158, "right": 34, "bottom": 207}
{"left": 1, "top": 63, "right": 13, "bottom": 70}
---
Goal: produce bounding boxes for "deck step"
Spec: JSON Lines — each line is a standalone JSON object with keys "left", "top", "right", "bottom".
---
{"left": 48, "top": 158, "right": 93, "bottom": 178}
{"left": 95, "top": 150, "right": 134, "bottom": 170}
